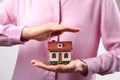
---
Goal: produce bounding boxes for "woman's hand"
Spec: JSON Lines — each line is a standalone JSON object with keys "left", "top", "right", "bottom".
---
{"left": 31, "top": 59, "right": 88, "bottom": 76}
{"left": 21, "top": 23, "right": 80, "bottom": 41}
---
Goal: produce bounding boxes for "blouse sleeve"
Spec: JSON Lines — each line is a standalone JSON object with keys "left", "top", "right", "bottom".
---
{"left": 0, "top": 0, "right": 24, "bottom": 46}
{"left": 83, "top": 0, "right": 120, "bottom": 75}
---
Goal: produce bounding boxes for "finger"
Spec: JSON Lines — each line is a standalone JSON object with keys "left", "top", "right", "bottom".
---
{"left": 46, "top": 23, "right": 80, "bottom": 32}
{"left": 50, "top": 23, "right": 80, "bottom": 32}
{"left": 62, "top": 27, "right": 80, "bottom": 32}
{"left": 31, "top": 60, "right": 70, "bottom": 72}
{"left": 54, "top": 26, "right": 80, "bottom": 32}
{"left": 31, "top": 60, "right": 57, "bottom": 71}
{"left": 31, "top": 60, "right": 76, "bottom": 73}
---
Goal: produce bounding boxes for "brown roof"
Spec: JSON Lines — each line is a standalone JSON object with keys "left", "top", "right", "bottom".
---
{"left": 48, "top": 41, "right": 73, "bottom": 51}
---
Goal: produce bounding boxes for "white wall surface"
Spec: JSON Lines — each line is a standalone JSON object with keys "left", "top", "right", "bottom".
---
{"left": 0, "top": 0, "right": 120, "bottom": 80}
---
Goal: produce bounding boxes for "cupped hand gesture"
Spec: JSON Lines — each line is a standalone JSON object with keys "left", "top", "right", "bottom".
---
{"left": 31, "top": 59, "right": 88, "bottom": 76}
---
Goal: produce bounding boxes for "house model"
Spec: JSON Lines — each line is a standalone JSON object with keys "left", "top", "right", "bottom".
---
{"left": 48, "top": 40, "right": 72, "bottom": 65}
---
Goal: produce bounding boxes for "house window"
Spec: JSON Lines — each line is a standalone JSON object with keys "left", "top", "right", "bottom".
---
{"left": 57, "top": 43, "right": 63, "bottom": 48}
{"left": 64, "top": 53, "right": 68, "bottom": 58}
{"left": 52, "top": 53, "right": 56, "bottom": 58}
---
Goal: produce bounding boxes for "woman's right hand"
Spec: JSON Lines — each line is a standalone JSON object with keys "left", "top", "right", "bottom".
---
{"left": 21, "top": 23, "right": 80, "bottom": 41}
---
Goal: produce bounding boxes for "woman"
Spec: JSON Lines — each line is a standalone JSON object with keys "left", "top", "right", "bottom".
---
{"left": 0, "top": 0, "right": 120, "bottom": 80}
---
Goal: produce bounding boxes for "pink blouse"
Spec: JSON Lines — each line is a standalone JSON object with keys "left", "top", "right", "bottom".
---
{"left": 0, "top": 0, "right": 120, "bottom": 80}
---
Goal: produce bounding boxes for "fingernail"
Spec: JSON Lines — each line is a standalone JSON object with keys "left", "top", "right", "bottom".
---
{"left": 31, "top": 60, "right": 35, "bottom": 64}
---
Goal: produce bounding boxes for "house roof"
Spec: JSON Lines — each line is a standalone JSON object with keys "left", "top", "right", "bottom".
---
{"left": 48, "top": 41, "right": 73, "bottom": 51}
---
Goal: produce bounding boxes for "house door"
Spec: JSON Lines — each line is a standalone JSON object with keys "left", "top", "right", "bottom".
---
{"left": 59, "top": 53, "right": 62, "bottom": 62}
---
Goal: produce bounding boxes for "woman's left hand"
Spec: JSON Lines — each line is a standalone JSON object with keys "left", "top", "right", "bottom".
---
{"left": 31, "top": 59, "right": 88, "bottom": 76}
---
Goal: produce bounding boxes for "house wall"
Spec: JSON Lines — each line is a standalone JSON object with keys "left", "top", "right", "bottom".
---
{"left": 50, "top": 51, "right": 71, "bottom": 61}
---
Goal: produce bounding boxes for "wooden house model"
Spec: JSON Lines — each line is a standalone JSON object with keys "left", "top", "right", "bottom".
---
{"left": 48, "top": 40, "right": 72, "bottom": 65}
